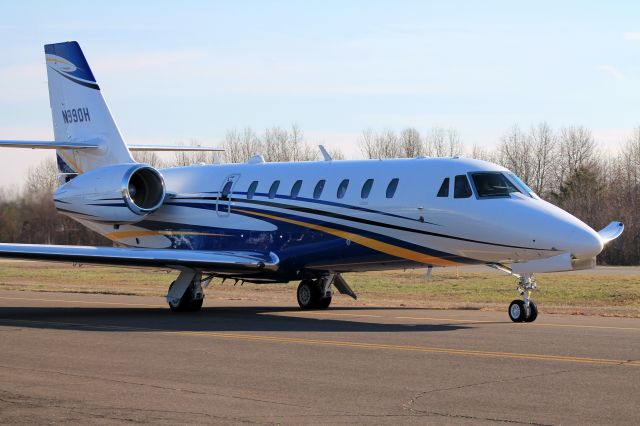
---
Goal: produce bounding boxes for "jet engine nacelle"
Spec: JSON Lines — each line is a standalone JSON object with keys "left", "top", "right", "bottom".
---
{"left": 53, "top": 163, "right": 166, "bottom": 224}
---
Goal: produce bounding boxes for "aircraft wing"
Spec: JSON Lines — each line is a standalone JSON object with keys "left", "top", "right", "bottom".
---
{"left": 0, "top": 243, "right": 278, "bottom": 275}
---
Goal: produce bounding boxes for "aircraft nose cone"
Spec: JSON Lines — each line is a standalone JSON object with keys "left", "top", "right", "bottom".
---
{"left": 568, "top": 227, "right": 603, "bottom": 259}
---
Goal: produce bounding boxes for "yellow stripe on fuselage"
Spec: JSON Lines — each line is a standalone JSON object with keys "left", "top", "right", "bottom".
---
{"left": 235, "top": 208, "right": 459, "bottom": 267}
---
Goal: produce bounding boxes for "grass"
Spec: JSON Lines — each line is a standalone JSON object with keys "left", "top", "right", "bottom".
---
{"left": 0, "top": 261, "right": 638, "bottom": 317}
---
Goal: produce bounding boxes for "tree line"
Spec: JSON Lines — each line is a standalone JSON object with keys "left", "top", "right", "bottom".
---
{"left": 0, "top": 123, "right": 637, "bottom": 265}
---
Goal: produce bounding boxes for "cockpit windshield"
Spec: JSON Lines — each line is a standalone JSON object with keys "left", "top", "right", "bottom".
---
{"left": 471, "top": 172, "right": 521, "bottom": 198}
{"left": 506, "top": 173, "right": 536, "bottom": 197}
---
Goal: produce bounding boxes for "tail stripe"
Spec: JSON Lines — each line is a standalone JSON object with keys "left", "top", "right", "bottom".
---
{"left": 50, "top": 68, "right": 100, "bottom": 90}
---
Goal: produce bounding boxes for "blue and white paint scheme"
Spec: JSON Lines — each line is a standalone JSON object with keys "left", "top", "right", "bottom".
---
{"left": 0, "top": 42, "right": 624, "bottom": 321}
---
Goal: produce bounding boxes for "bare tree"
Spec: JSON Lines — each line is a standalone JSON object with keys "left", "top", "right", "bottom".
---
{"left": 468, "top": 144, "right": 495, "bottom": 162}
{"left": 619, "top": 126, "right": 640, "bottom": 186}
{"left": 558, "top": 126, "right": 596, "bottom": 183}
{"left": 400, "top": 127, "right": 423, "bottom": 157}
{"left": 446, "top": 128, "right": 463, "bottom": 156}
{"left": 359, "top": 128, "right": 402, "bottom": 159}
{"left": 327, "top": 146, "right": 345, "bottom": 160}
{"left": 498, "top": 125, "right": 533, "bottom": 184}
{"left": 262, "top": 125, "right": 316, "bottom": 162}
{"left": 359, "top": 128, "right": 376, "bottom": 159}
{"left": 222, "top": 127, "right": 262, "bottom": 163}
{"left": 25, "top": 159, "right": 59, "bottom": 195}
{"left": 172, "top": 139, "right": 212, "bottom": 167}
{"left": 426, "top": 127, "right": 447, "bottom": 157}
{"left": 132, "top": 151, "right": 164, "bottom": 168}
{"left": 528, "top": 122, "right": 558, "bottom": 195}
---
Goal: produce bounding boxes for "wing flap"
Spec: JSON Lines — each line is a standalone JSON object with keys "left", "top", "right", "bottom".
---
{"left": 0, "top": 243, "right": 278, "bottom": 274}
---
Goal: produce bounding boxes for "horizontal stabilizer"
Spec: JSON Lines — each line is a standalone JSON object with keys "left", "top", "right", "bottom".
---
{"left": 598, "top": 221, "right": 624, "bottom": 243}
{"left": 128, "top": 145, "right": 223, "bottom": 152}
{"left": 0, "top": 140, "right": 223, "bottom": 152}
{"left": 0, "top": 243, "right": 278, "bottom": 274}
{"left": 0, "top": 140, "right": 100, "bottom": 149}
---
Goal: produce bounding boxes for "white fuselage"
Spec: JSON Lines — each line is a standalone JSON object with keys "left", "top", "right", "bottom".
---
{"left": 68, "top": 156, "right": 603, "bottom": 282}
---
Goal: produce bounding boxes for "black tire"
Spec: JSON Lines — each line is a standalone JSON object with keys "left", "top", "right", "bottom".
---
{"left": 316, "top": 296, "right": 332, "bottom": 310}
{"left": 297, "top": 280, "right": 321, "bottom": 309}
{"left": 169, "top": 284, "right": 204, "bottom": 312}
{"left": 524, "top": 300, "right": 538, "bottom": 322}
{"left": 508, "top": 300, "right": 527, "bottom": 322}
{"left": 188, "top": 296, "right": 204, "bottom": 312}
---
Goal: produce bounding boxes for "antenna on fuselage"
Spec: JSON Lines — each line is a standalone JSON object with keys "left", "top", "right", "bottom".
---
{"left": 319, "top": 145, "right": 332, "bottom": 161}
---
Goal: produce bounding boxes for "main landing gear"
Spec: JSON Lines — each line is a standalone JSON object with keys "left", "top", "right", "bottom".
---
{"left": 296, "top": 274, "right": 358, "bottom": 310}
{"left": 166, "top": 270, "right": 212, "bottom": 312}
{"left": 297, "top": 279, "right": 332, "bottom": 310}
{"left": 508, "top": 273, "right": 538, "bottom": 322}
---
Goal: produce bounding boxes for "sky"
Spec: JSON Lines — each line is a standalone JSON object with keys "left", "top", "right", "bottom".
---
{"left": 1, "top": 0, "right": 640, "bottom": 189}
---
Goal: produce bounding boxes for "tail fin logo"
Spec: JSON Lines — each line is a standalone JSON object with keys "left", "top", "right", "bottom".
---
{"left": 46, "top": 54, "right": 99, "bottom": 90}
{"left": 47, "top": 55, "right": 77, "bottom": 73}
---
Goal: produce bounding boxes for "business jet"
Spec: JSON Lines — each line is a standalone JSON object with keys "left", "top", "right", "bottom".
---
{"left": 0, "top": 42, "right": 623, "bottom": 322}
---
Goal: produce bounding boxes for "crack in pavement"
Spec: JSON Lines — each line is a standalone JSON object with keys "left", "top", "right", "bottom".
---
{"left": 0, "top": 363, "right": 310, "bottom": 411}
{"left": 400, "top": 366, "right": 592, "bottom": 425}
{"left": 0, "top": 389, "right": 265, "bottom": 424}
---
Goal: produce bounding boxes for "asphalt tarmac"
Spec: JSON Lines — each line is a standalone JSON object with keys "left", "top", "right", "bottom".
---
{"left": 0, "top": 290, "right": 638, "bottom": 425}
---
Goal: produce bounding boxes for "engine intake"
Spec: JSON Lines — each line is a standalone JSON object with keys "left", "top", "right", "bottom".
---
{"left": 54, "top": 163, "right": 166, "bottom": 224}
{"left": 123, "top": 166, "right": 165, "bottom": 214}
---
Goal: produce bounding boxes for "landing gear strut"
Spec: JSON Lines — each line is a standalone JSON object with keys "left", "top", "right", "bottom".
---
{"left": 508, "top": 273, "right": 538, "bottom": 322}
{"left": 166, "top": 270, "right": 206, "bottom": 312}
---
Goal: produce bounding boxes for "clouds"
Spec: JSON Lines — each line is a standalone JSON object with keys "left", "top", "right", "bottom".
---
{"left": 623, "top": 32, "right": 640, "bottom": 41}
{"left": 598, "top": 64, "right": 625, "bottom": 81}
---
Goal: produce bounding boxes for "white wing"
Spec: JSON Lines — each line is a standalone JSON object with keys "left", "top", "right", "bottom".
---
{"left": 0, "top": 243, "right": 278, "bottom": 275}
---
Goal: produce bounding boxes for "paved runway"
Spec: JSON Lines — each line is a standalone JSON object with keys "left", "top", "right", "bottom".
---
{"left": 0, "top": 290, "right": 638, "bottom": 425}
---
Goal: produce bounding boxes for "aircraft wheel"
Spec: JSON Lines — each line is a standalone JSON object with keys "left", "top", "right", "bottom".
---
{"left": 524, "top": 300, "right": 538, "bottom": 322}
{"left": 316, "top": 296, "right": 332, "bottom": 310}
{"left": 508, "top": 300, "right": 527, "bottom": 322}
{"left": 169, "top": 282, "right": 204, "bottom": 312}
{"left": 297, "top": 280, "right": 320, "bottom": 309}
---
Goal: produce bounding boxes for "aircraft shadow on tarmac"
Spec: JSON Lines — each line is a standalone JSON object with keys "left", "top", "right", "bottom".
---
{"left": 0, "top": 305, "right": 475, "bottom": 333}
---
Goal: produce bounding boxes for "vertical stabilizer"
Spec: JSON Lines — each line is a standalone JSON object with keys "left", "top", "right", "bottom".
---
{"left": 45, "top": 41, "right": 133, "bottom": 176}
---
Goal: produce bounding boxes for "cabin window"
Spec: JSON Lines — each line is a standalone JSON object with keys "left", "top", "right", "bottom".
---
{"left": 437, "top": 178, "right": 449, "bottom": 197}
{"left": 471, "top": 172, "right": 521, "bottom": 198}
{"left": 454, "top": 175, "right": 472, "bottom": 198}
{"left": 290, "top": 180, "right": 302, "bottom": 199}
{"left": 337, "top": 179, "right": 349, "bottom": 199}
{"left": 268, "top": 180, "right": 280, "bottom": 199}
{"left": 361, "top": 179, "right": 374, "bottom": 199}
{"left": 313, "top": 180, "right": 326, "bottom": 199}
{"left": 386, "top": 178, "right": 399, "bottom": 198}
{"left": 247, "top": 181, "right": 258, "bottom": 199}
{"left": 221, "top": 181, "right": 233, "bottom": 199}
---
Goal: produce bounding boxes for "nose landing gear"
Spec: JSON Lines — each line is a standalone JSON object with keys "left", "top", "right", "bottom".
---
{"left": 508, "top": 273, "right": 538, "bottom": 322}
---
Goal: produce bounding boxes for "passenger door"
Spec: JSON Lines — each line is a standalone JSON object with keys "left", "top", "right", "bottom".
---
{"left": 216, "top": 174, "right": 240, "bottom": 217}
